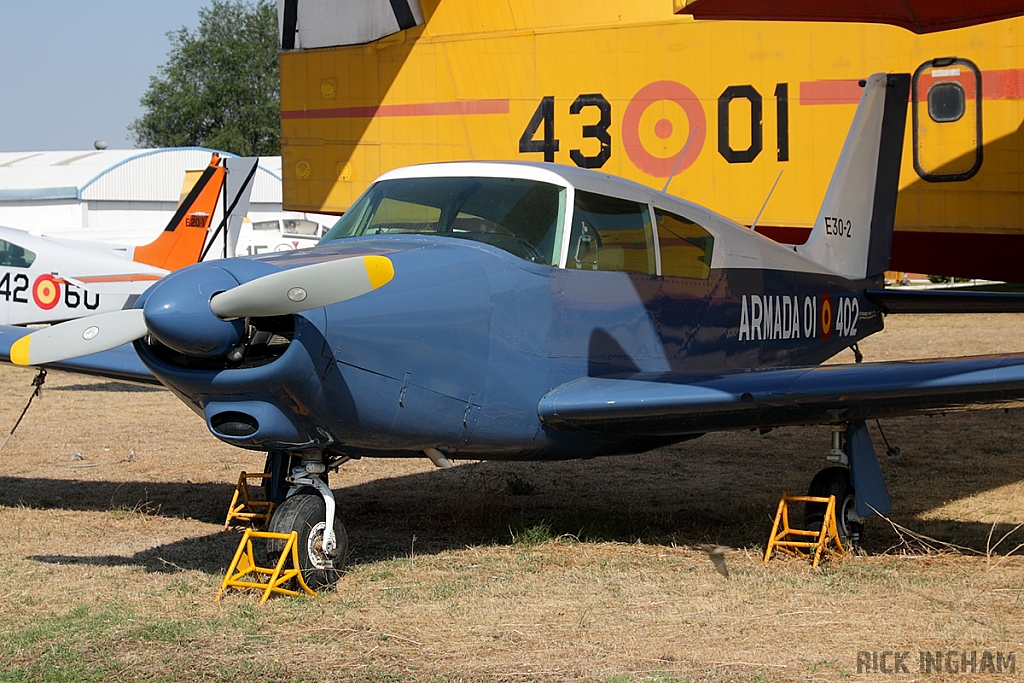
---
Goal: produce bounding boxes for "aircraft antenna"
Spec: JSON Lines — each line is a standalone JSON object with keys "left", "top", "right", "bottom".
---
{"left": 661, "top": 125, "right": 699, "bottom": 194}
{"left": 750, "top": 170, "right": 784, "bottom": 231}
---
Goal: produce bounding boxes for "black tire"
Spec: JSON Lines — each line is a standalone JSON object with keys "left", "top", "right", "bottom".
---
{"left": 804, "top": 466, "right": 861, "bottom": 548}
{"left": 266, "top": 490, "right": 348, "bottom": 588}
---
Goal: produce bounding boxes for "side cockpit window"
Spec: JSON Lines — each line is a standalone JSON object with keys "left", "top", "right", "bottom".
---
{"left": 0, "top": 239, "right": 35, "bottom": 268}
{"left": 568, "top": 190, "right": 655, "bottom": 274}
{"left": 655, "top": 208, "right": 714, "bottom": 279}
{"left": 366, "top": 197, "right": 442, "bottom": 234}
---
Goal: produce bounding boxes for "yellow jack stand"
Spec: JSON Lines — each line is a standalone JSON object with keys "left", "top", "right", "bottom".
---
{"left": 223, "top": 471, "right": 276, "bottom": 529}
{"left": 764, "top": 493, "right": 847, "bottom": 568}
{"left": 216, "top": 529, "right": 317, "bottom": 603}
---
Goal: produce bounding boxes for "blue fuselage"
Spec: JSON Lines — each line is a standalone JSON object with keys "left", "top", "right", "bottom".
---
{"left": 135, "top": 235, "right": 880, "bottom": 460}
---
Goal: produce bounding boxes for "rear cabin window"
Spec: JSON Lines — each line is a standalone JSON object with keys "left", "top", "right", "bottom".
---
{"left": 568, "top": 190, "right": 655, "bottom": 274}
{"left": 0, "top": 239, "right": 35, "bottom": 268}
{"left": 655, "top": 208, "right": 714, "bottom": 279}
{"left": 282, "top": 219, "right": 322, "bottom": 238}
{"left": 321, "top": 177, "right": 565, "bottom": 265}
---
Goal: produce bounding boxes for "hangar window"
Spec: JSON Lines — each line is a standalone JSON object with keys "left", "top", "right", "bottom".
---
{"left": 0, "top": 239, "right": 35, "bottom": 268}
{"left": 568, "top": 191, "right": 655, "bottom": 274}
{"left": 321, "top": 177, "right": 565, "bottom": 265}
{"left": 655, "top": 209, "right": 714, "bottom": 279}
{"left": 928, "top": 82, "right": 966, "bottom": 123}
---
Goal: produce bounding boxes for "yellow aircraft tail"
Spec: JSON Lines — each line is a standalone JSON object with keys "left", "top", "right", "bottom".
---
{"left": 134, "top": 154, "right": 225, "bottom": 271}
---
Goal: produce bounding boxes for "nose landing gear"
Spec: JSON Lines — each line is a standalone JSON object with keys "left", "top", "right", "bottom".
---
{"left": 263, "top": 450, "right": 349, "bottom": 588}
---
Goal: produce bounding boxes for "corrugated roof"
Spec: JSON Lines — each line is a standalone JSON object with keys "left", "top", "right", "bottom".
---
{"left": 0, "top": 148, "right": 283, "bottom": 203}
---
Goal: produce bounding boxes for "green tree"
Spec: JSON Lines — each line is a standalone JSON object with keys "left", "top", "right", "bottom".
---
{"left": 129, "top": 0, "right": 279, "bottom": 155}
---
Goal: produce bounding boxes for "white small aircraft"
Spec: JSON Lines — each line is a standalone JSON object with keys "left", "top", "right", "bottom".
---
{"left": 235, "top": 216, "right": 329, "bottom": 256}
{"left": 0, "top": 155, "right": 257, "bottom": 326}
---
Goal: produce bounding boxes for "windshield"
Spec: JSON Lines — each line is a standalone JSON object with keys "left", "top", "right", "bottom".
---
{"left": 320, "top": 176, "right": 566, "bottom": 265}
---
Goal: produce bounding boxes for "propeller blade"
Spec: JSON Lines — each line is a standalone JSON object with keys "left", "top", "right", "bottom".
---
{"left": 10, "top": 308, "right": 148, "bottom": 366}
{"left": 210, "top": 254, "right": 394, "bottom": 319}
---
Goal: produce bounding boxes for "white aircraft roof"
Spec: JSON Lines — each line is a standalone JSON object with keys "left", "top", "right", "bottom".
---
{"left": 0, "top": 148, "right": 284, "bottom": 204}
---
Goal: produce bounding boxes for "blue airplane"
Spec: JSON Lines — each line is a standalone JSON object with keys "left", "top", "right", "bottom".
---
{"left": 5, "top": 73, "right": 1024, "bottom": 587}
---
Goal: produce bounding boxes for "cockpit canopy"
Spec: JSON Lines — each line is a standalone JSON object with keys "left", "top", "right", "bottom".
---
{"left": 322, "top": 176, "right": 565, "bottom": 265}
{"left": 322, "top": 171, "right": 714, "bottom": 279}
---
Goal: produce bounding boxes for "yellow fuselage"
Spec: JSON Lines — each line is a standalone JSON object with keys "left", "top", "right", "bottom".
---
{"left": 280, "top": 1, "right": 1024, "bottom": 280}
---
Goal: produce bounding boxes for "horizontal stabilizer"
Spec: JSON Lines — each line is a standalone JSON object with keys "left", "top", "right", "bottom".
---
{"left": 865, "top": 288, "right": 1024, "bottom": 314}
{"left": 539, "top": 354, "right": 1024, "bottom": 437}
{"left": 63, "top": 274, "right": 163, "bottom": 297}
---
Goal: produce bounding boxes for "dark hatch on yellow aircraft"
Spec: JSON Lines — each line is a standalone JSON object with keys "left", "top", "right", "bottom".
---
{"left": 912, "top": 59, "right": 983, "bottom": 181}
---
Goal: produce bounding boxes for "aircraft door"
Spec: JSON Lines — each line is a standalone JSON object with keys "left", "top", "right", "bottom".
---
{"left": 912, "top": 58, "right": 983, "bottom": 182}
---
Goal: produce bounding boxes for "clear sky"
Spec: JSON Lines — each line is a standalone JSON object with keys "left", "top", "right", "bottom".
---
{"left": 0, "top": 1, "right": 214, "bottom": 152}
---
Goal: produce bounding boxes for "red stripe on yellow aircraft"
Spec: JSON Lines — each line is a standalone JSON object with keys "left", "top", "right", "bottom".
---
{"left": 801, "top": 68, "right": 1024, "bottom": 105}
{"left": 280, "top": 99, "right": 510, "bottom": 120}
{"left": 279, "top": 69, "right": 1024, "bottom": 122}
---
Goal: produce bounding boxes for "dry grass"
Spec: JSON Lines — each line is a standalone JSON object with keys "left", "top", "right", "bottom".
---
{"left": 1, "top": 314, "right": 1024, "bottom": 681}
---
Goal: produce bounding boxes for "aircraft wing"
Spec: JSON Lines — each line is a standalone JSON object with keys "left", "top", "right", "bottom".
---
{"left": 674, "top": 0, "right": 1024, "bottom": 34}
{"left": 538, "top": 354, "right": 1024, "bottom": 437}
{"left": 0, "top": 326, "right": 158, "bottom": 386}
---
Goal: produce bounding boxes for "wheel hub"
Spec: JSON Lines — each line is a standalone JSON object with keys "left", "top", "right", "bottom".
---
{"left": 306, "top": 521, "right": 337, "bottom": 569}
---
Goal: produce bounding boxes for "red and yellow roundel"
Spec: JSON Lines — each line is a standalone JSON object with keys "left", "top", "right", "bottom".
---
{"left": 622, "top": 80, "right": 707, "bottom": 178}
{"left": 32, "top": 274, "right": 61, "bottom": 310}
{"left": 820, "top": 291, "right": 833, "bottom": 342}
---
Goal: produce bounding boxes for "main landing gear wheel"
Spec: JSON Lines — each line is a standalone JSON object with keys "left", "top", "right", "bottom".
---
{"left": 266, "top": 490, "right": 348, "bottom": 588}
{"left": 804, "top": 466, "right": 863, "bottom": 552}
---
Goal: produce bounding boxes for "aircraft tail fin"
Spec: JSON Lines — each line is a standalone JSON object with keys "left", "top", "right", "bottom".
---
{"left": 133, "top": 154, "right": 226, "bottom": 271}
{"left": 797, "top": 73, "right": 910, "bottom": 281}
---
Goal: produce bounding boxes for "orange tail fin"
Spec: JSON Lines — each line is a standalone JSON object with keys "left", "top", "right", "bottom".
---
{"left": 134, "top": 155, "right": 225, "bottom": 271}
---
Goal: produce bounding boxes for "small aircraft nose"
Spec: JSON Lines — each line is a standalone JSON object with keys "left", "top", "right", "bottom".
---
{"left": 143, "top": 264, "right": 245, "bottom": 357}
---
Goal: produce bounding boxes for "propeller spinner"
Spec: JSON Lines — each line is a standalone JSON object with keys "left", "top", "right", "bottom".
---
{"left": 10, "top": 254, "right": 394, "bottom": 367}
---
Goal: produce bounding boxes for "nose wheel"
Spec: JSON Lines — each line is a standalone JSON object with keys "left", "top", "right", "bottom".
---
{"left": 265, "top": 489, "right": 348, "bottom": 588}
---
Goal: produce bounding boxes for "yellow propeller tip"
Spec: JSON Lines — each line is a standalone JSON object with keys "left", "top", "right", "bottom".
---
{"left": 10, "top": 336, "right": 30, "bottom": 366}
{"left": 364, "top": 255, "right": 395, "bottom": 290}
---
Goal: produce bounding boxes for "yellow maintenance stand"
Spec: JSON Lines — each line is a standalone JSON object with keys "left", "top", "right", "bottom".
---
{"left": 217, "top": 528, "right": 317, "bottom": 603}
{"left": 223, "top": 471, "right": 276, "bottom": 529}
{"left": 764, "top": 493, "right": 847, "bottom": 568}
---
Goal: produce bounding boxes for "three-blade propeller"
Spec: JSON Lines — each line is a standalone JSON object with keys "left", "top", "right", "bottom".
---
{"left": 11, "top": 254, "right": 394, "bottom": 367}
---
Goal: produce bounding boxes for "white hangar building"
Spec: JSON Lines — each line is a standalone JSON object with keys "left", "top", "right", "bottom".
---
{"left": 0, "top": 148, "right": 334, "bottom": 247}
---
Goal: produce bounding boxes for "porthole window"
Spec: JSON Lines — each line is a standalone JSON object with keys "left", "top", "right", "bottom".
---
{"left": 928, "top": 82, "right": 966, "bottom": 123}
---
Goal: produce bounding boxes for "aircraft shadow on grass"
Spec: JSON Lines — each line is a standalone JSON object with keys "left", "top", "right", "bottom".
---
{"left": 7, "top": 414, "right": 1024, "bottom": 576}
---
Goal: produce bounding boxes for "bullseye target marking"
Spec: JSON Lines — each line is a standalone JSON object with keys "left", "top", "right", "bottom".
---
{"left": 820, "top": 292, "right": 833, "bottom": 342}
{"left": 33, "top": 274, "right": 61, "bottom": 310}
{"left": 622, "top": 81, "right": 707, "bottom": 178}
